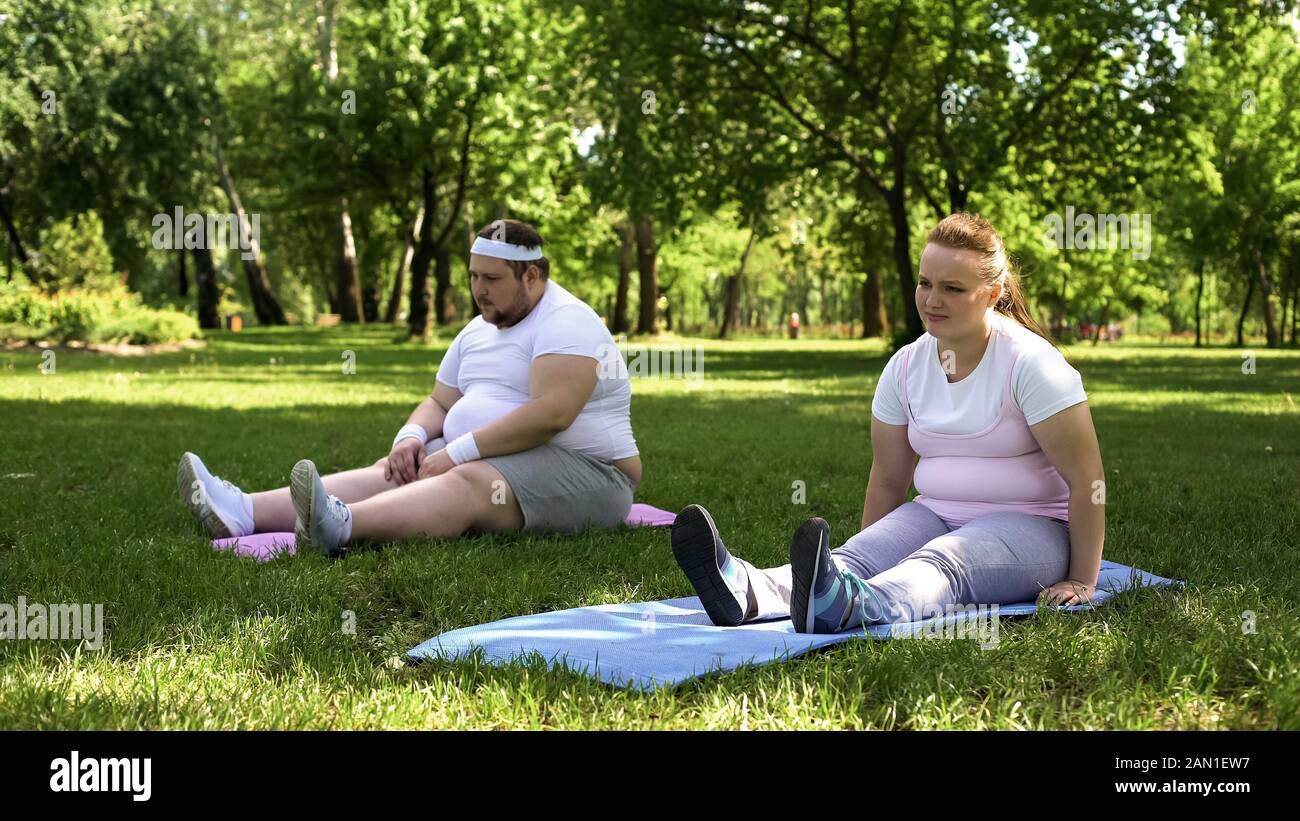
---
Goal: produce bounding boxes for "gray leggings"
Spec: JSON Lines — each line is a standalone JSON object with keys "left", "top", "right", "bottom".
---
{"left": 741, "top": 501, "right": 1071, "bottom": 624}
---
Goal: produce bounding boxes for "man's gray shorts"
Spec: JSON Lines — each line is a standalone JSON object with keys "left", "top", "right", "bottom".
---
{"left": 425, "top": 438, "right": 634, "bottom": 533}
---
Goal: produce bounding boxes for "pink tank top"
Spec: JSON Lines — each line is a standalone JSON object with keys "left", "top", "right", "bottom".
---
{"left": 901, "top": 340, "right": 1071, "bottom": 528}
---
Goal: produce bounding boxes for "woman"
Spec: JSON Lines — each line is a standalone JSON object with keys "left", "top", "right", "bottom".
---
{"left": 672, "top": 213, "right": 1105, "bottom": 633}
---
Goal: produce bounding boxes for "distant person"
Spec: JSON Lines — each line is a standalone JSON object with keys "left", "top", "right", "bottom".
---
{"left": 788, "top": 311, "right": 801, "bottom": 339}
{"left": 671, "top": 213, "right": 1104, "bottom": 632}
{"left": 177, "top": 219, "right": 641, "bottom": 557}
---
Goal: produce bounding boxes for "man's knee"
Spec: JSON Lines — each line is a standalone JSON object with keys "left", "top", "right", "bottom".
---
{"left": 443, "top": 464, "right": 521, "bottom": 529}
{"left": 444, "top": 462, "right": 503, "bottom": 494}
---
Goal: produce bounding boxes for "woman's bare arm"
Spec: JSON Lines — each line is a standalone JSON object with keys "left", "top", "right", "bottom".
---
{"left": 861, "top": 417, "right": 917, "bottom": 529}
{"left": 1030, "top": 401, "right": 1105, "bottom": 603}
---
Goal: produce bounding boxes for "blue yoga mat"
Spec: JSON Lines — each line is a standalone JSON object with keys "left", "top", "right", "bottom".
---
{"left": 407, "top": 560, "right": 1179, "bottom": 690}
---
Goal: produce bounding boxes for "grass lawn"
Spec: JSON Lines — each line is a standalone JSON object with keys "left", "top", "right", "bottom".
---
{"left": 1, "top": 326, "right": 1297, "bottom": 729}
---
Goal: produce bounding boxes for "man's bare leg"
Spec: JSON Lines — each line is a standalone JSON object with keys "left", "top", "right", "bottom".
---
{"left": 348, "top": 462, "right": 524, "bottom": 542}
{"left": 251, "top": 458, "right": 399, "bottom": 533}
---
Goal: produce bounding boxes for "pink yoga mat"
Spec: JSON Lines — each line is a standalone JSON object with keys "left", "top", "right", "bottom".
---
{"left": 624, "top": 502, "right": 676, "bottom": 527}
{"left": 211, "top": 502, "right": 678, "bottom": 562}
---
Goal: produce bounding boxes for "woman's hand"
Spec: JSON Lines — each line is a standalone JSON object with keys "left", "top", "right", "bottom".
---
{"left": 1038, "top": 579, "right": 1097, "bottom": 607}
{"left": 417, "top": 448, "right": 455, "bottom": 480}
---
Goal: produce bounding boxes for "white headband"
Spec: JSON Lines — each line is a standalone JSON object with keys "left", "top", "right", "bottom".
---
{"left": 470, "top": 236, "right": 543, "bottom": 262}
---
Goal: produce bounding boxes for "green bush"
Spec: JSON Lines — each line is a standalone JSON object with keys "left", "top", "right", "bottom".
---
{"left": 30, "top": 211, "right": 120, "bottom": 293}
{"left": 93, "top": 302, "right": 201, "bottom": 345}
{"left": 0, "top": 278, "right": 201, "bottom": 345}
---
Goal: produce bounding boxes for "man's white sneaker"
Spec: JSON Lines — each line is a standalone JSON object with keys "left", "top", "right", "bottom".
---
{"left": 176, "top": 452, "right": 254, "bottom": 538}
{"left": 290, "top": 459, "right": 352, "bottom": 558}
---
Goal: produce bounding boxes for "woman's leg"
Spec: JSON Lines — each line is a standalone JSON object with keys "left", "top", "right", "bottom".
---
{"left": 852, "top": 512, "right": 1071, "bottom": 626}
{"left": 830, "top": 501, "right": 952, "bottom": 578}
{"left": 741, "top": 501, "right": 950, "bottom": 621}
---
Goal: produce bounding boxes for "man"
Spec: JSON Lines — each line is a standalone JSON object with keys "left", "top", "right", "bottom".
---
{"left": 177, "top": 219, "right": 641, "bottom": 557}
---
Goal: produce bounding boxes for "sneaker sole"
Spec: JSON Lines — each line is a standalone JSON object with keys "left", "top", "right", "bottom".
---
{"left": 290, "top": 459, "right": 324, "bottom": 556}
{"left": 176, "top": 453, "right": 232, "bottom": 539}
{"left": 789, "top": 518, "right": 829, "bottom": 634}
{"left": 670, "top": 505, "right": 744, "bottom": 627}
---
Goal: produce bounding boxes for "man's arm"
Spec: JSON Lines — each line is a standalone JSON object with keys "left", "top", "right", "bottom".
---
{"left": 406, "top": 381, "right": 461, "bottom": 439}
{"left": 419, "top": 354, "right": 597, "bottom": 477}
{"left": 387, "top": 381, "right": 462, "bottom": 484}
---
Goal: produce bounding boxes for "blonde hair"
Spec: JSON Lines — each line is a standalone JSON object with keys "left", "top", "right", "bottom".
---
{"left": 926, "top": 212, "right": 1052, "bottom": 342}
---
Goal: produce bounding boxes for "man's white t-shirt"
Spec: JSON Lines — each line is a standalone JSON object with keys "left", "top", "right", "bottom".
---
{"left": 871, "top": 312, "right": 1087, "bottom": 434}
{"left": 435, "top": 279, "right": 638, "bottom": 461}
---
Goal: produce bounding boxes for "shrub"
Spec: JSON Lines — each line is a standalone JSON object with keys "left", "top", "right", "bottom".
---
{"left": 0, "top": 278, "right": 201, "bottom": 345}
{"left": 30, "top": 211, "right": 120, "bottom": 293}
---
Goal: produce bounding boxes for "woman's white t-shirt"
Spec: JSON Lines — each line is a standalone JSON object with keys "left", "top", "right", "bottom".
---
{"left": 435, "top": 279, "right": 639, "bottom": 461}
{"left": 871, "top": 312, "right": 1087, "bottom": 433}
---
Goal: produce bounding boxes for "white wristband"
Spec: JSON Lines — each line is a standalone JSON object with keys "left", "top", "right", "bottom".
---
{"left": 392, "top": 423, "right": 429, "bottom": 450}
{"left": 445, "top": 432, "right": 481, "bottom": 465}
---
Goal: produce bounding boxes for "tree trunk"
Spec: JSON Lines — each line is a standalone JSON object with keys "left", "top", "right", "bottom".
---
{"left": 1091, "top": 302, "right": 1109, "bottom": 345}
{"left": 178, "top": 248, "right": 189, "bottom": 298}
{"left": 385, "top": 205, "right": 423, "bottom": 324}
{"left": 1236, "top": 273, "right": 1255, "bottom": 348}
{"left": 1208, "top": 268, "right": 1217, "bottom": 344}
{"left": 191, "top": 244, "right": 221, "bottom": 330}
{"left": 421, "top": 85, "right": 481, "bottom": 327}
{"left": 798, "top": 270, "right": 810, "bottom": 328}
{"left": 434, "top": 243, "right": 455, "bottom": 325}
{"left": 818, "top": 268, "right": 830, "bottom": 327}
{"left": 635, "top": 215, "right": 658, "bottom": 335}
{"left": 613, "top": 223, "right": 633, "bottom": 334}
{"left": 719, "top": 225, "right": 756, "bottom": 339}
{"left": 335, "top": 197, "right": 364, "bottom": 322}
{"left": 1056, "top": 268, "right": 1070, "bottom": 340}
{"left": 862, "top": 269, "right": 886, "bottom": 338}
{"left": 1252, "top": 247, "right": 1279, "bottom": 348}
{"left": 359, "top": 215, "right": 381, "bottom": 321}
{"left": 720, "top": 271, "right": 742, "bottom": 338}
{"left": 408, "top": 168, "right": 435, "bottom": 340}
{"left": 884, "top": 186, "right": 923, "bottom": 339}
{"left": 465, "top": 207, "right": 481, "bottom": 319}
{"left": 1291, "top": 284, "right": 1298, "bottom": 346}
{"left": 319, "top": 0, "right": 363, "bottom": 322}
{"left": 1194, "top": 258, "right": 1204, "bottom": 348}
{"left": 1290, "top": 273, "right": 1299, "bottom": 346}
{"left": 322, "top": 259, "right": 339, "bottom": 313}
{"left": 211, "top": 131, "right": 286, "bottom": 325}
{"left": 362, "top": 277, "right": 381, "bottom": 322}
{"left": 1280, "top": 280, "right": 1290, "bottom": 347}
{"left": 0, "top": 194, "right": 31, "bottom": 276}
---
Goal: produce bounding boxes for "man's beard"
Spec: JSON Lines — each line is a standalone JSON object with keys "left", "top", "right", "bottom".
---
{"left": 481, "top": 287, "right": 533, "bottom": 327}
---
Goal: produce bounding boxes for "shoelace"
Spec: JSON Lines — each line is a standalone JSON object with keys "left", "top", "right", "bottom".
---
{"left": 839, "top": 570, "right": 887, "bottom": 632}
{"left": 327, "top": 495, "right": 350, "bottom": 521}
